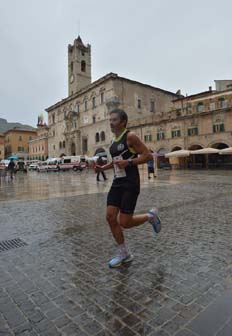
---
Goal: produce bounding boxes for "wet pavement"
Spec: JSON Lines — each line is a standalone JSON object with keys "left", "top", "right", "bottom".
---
{"left": 0, "top": 168, "right": 232, "bottom": 336}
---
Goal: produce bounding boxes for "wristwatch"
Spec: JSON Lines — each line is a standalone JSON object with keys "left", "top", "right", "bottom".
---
{"left": 128, "top": 158, "right": 134, "bottom": 167}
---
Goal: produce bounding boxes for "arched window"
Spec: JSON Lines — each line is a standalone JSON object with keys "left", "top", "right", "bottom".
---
{"left": 100, "top": 131, "right": 105, "bottom": 142}
{"left": 95, "top": 133, "right": 100, "bottom": 143}
{"left": 81, "top": 61, "right": 86, "bottom": 72}
{"left": 63, "top": 141, "right": 65, "bottom": 148}
{"left": 59, "top": 141, "right": 62, "bottom": 149}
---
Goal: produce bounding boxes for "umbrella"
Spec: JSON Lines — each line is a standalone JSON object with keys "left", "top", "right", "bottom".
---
{"left": 7, "top": 156, "right": 18, "bottom": 160}
{"left": 94, "top": 148, "right": 105, "bottom": 155}
{"left": 219, "top": 147, "right": 232, "bottom": 155}
{"left": 96, "top": 152, "right": 108, "bottom": 158}
{"left": 191, "top": 148, "right": 219, "bottom": 154}
{"left": 165, "top": 149, "right": 191, "bottom": 158}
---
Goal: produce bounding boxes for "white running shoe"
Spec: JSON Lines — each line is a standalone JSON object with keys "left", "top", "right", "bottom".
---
{"left": 148, "top": 208, "right": 161, "bottom": 233}
{"left": 108, "top": 254, "right": 133, "bottom": 268}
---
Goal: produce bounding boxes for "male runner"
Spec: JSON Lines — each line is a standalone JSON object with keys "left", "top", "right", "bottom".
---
{"left": 95, "top": 109, "right": 161, "bottom": 268}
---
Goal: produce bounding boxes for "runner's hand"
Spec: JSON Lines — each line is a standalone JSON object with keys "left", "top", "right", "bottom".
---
{"left": 95, "top": 165, "right": 103, "bottom": 172}
{"left": 114, "top": 160, "right": 128, "bottom": 169}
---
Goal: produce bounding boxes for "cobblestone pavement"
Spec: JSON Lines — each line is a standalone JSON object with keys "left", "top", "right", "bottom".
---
{"left": 0, "top": 169, "right": 232, "bottom": 336}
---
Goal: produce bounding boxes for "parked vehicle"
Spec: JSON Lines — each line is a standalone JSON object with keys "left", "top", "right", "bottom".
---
{"left": 28, "top": 163, "right": 40, "bottom": 171}
{"left": 58, "top": 155, "right": 87, "bottom": 171}
{"left": 37, "top": 159, "right": 59, "bottom": 172}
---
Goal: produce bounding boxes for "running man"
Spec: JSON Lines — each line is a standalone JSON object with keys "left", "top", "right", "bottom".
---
{"left": 95, "top": 109, "right": 161, "bottom": 268}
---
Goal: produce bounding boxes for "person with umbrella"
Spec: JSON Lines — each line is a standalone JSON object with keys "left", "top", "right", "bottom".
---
{"left": 8, "top": 159, "right": 16, "bottom": 180}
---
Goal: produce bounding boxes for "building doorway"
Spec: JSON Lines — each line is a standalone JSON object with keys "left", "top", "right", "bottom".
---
{"left": 71, "top": 143, "right": 76, "bottom": 156}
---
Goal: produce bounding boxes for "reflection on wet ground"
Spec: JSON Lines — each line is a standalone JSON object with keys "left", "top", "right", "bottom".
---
{"left": 0, "top": 169, "right": 232, "bottom": 335}
{"left": 1, "top": 167, "right": 232, "bottom": 202}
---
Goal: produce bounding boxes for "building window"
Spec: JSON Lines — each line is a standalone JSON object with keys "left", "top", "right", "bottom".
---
{"left": 218, "top": 97, "right": 227, "bottom": 108}
{"left": 63, "top": 141, "right": 65, "bottom": 148}
{"left": 59, "top": 141, "right": 62, "bottom": 149}
{"left": 213, "top": 123, "right": 225, "bottom": 133}
{"left": 52, "top": 114, "right": 55, "bottom": 123}
{"left": 76, "top": 104, "right": 80, "bottom": 113}
{"left": 171, "top": 129, "right": 181, "bottom": 138}
{"left": 137, "top": 99, "right": 141, "bottom": 109}
{"left": 150, "top": 100, "right": 155, "bottom": 112}
{"left": 85, "top": 100, "right": 88, "bottom": 111}
{"left": 144, "top": 134, "right": 152, "bottom": 142}
{"left": 19, "top": 136, "right": 22, "bottom": 141}
{"left": 53, "top": 145, "right": 55, "bottom": 150}
{"left": 93, "top": 116, "right": 96, "bottom": 124}
{"left": 100, "top": 92, "right": 104, "bottom": 104}
{"left": 157, "top": 131, "right": 165, "bottom": 141}
{"left": 187, "top": 127, "right": 198, "bottom": 136}
{"left": 82, "top": 138, "right": 88, "bottom": 153}
{"left": 92, "top": 97, "right": 96, "bottom": 109}
{"left": 210, "top": 102, "right": 215, "bottom": 110}
{"left": 95, "top": 133, "right": 100, "bottom": 143}
{"left": 53, "top": 130, "right": 55, "bottom": 137}
{"left": 81, "top": 61, "right": 86, "bottom": 72}
{"left": 70, "top": 62, "right": 73, "bottom": 72}
{"left": 186, "top": 103, "right": 192, "bottom": 114}
{"left": 100, "top": 131, "right": 105, "bottom": 142}
{"left": 197, "top": 102, "right": 204, "bottom": 113}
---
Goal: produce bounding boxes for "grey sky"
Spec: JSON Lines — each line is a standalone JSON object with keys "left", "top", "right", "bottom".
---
{"left": 0, "top": 0, "right": 232, "bottom": 126}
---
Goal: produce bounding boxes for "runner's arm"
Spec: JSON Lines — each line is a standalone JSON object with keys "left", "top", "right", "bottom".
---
{"left": 115, "top": 132, "right": 152, "bottom": 168}
{"left": 95, "top": 161, "right": 113, "bottom": 171}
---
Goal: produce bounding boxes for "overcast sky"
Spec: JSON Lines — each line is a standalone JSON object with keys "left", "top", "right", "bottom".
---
{"left": 0, "top": 0, "right": 232, "bottom": 126}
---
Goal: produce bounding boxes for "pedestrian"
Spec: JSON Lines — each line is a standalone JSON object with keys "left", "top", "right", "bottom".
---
{"left": 96, "top": 156, "right": 107, "bottom": 181}
{"left": 147, "top": 150, "right": 157, "bottom": 179}
{"left": 95, "top": 108, "right": 161, "bottom": 268}
{"left": 8, "top": 159, "right": 15, "bottom": 180}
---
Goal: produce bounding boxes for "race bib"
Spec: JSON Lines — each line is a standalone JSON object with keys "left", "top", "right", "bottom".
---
{"left": 113, "top": 155, "right": 126, "bottom": 178}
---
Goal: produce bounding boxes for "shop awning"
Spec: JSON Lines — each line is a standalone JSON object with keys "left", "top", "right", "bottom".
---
{"left": 191, "top": 148, "right": 220, "bottom": 154}
{"left": 165, "top": 149, "right": 191, "bottom": 158}
{"left": 219, "top": 147, "right": 232, "bottom": 155}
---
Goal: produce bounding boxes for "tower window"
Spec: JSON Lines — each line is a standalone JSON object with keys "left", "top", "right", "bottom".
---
{"left": 85, "top": 100, "right": 88, "bottom": 111}
{"left": 101, "top": 92, "right": 104, "bottom": 104}
{"left": 92, "top": 97, "right": 96, "bottom": 109}
{"left": 137, "top": 99, "right": 141, "bottom": 109}
{"left": 70, "top": 62, "right": 73, "bottom": 72}
{"left": 93, "top": 116, "right": 96, "bottom": 124}
{"left": 81, "top": 61, "right": 86, "bottom": 72}
{"left": 150, "top": 100, "right": 155, "bottom": 112}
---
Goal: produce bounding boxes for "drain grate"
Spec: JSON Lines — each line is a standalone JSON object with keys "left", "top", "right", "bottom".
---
{"left": 0, "top": 238, "right": 27, "bottom": 252}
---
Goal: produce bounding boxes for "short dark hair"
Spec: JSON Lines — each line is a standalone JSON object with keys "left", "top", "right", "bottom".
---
{"left": 110, "top": 109, "right": 128, "bottom": 125}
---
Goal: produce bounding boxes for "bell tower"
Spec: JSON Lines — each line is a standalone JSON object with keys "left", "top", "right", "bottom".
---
{"left": 68, "top": 36, "right": 91, "bottom": 96}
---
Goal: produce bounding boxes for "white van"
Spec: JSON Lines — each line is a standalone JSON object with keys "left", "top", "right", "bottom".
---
{"left": 37, "top": 158, "right": 59, "bottom": 172}
{"left": 58, "top": 155, "right": 86, "bottom": 171}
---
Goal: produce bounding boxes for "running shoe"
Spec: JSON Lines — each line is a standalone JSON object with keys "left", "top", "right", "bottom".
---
{"left": 108, "top": 254, "right": 133, "bottom": 268}
{"left": 148, "top": 208, "right": 161, "bottom": 233}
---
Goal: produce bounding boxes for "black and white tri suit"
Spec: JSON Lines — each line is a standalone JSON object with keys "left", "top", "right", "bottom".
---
{"left": 107, "top": 129, "right": 140, "bottom": 214}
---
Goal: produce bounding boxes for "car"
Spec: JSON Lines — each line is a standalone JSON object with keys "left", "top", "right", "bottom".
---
{"left": 28, "top": 163, "right": 39, "bottom": 171}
